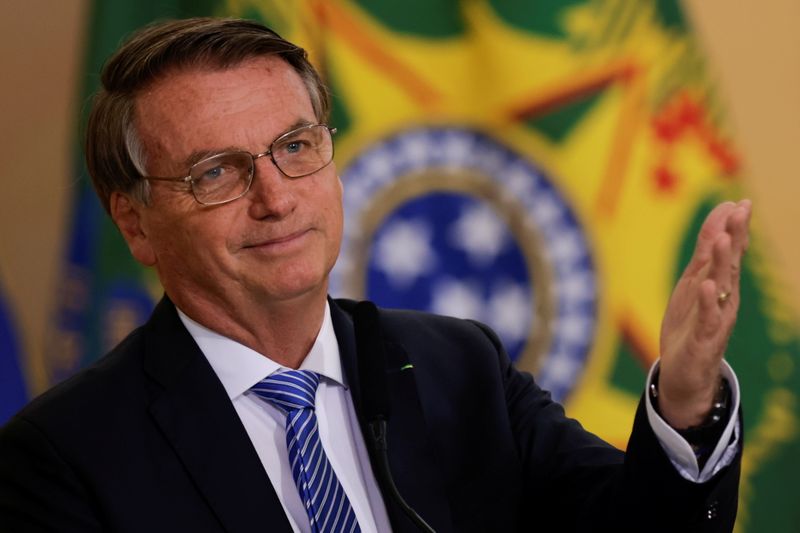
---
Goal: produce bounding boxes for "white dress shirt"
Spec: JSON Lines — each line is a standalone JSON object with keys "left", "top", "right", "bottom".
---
{"left": 645, "top": 360, "right": 740, "bottom": 482}
{"left": 178, "top": 303, "right": 740, "bottom": 530}
{"left": 178, "top": 303, "right": 391, "bottom": 533}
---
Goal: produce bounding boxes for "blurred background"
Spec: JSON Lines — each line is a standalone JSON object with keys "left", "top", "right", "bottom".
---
{"left": 0, "top": 1, "right": 798, "bottom": 531}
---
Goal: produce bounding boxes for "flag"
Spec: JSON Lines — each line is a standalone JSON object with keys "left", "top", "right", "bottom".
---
{"left": 50, "top": 1, "right": 800, "bottom": 531}
{"left": 0, "top": 287, "right": 27, "bottom": 425}
{"left": 48, "top": 0, "right": 224, "bottom": 383}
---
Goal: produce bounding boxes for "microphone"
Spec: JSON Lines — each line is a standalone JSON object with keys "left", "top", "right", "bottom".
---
{"left": 353, "top": 301, "right": 436, "bottom": 533}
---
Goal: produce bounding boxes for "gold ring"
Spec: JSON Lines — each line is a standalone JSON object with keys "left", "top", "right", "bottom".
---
{"left": 717, "top": 291, "right": 730, "bottom": 304}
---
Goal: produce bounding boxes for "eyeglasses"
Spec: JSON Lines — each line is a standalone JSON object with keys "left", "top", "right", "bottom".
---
{"left": 143, "top": 124, "right": 337, "bottom": 206}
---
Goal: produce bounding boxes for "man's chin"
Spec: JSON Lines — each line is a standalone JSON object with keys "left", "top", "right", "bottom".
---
{"left": 248, "top": 275, "right": 330, "bottom": 307}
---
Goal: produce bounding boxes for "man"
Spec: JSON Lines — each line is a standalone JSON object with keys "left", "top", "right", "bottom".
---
{"left": 0, "top": 17, "right": 749, "bottom": 532}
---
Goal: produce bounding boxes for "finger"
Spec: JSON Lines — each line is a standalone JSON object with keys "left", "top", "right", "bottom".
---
{"left": 723, "top": 200, "right": 752, "bottom": 296}
{"left": 740, "top": 199, "right": 752, "bottom": 251}
{"left": 710, "top": 231, "right": 733, "bottom": 297}
{"left": 684, "top": 201, "right": 738, "bottom": 276}
{"left": 726, "top": 199, "right": 752, "bottom": 259}
{"left": 696, "top": 278, "right": 723, "bottom": 341}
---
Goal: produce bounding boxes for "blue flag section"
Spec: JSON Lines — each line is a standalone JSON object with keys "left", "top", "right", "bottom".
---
{"left": 0, "top": 290, "right": 27, "bottom": 424}
{"left": 332, "top": 127, "right": 597, "bottom": 402}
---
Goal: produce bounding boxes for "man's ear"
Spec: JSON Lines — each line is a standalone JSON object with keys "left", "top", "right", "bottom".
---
{"left": 110, "top": 192, "right": 156, "bottom": 266}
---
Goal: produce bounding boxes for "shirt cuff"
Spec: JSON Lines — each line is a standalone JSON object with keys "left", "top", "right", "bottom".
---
{"left": 644, "top": 359, "right": 741, "bottom": 483}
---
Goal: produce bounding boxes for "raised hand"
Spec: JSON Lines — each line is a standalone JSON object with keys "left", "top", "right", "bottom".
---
{"left": 657, "top": 200, "right": 751, "bottom": 429}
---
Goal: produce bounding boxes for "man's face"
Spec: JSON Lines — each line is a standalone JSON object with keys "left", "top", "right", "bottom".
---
{"left": 120, "top": 57, "right": 343, "bottom": 311}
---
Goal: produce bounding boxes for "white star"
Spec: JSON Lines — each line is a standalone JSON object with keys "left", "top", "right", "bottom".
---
{"left": 557, "top": 314, "right": 594, "bottom": 344}
{"left": 549, "top": 231, "right": 584, "bottom": 265}
{"left": 344, "top": 184, "right": 368, "bottom": 207}
{"left": 542, "top": 354, "right": 579, "bottom": 385}
{"left": 558, "top": 272, "right": 595, "bottom": 307}
{"left": 486, "top": 281, "right": 532, "bottom": 345}
{"left": 474, "top": 146, "right": 506, "bottom": 175}
{"left": 531, "top": 194, "right": 562, "bottom": 225}
{"left": 506, "top": 165, "right": 534, "bottom": 199}
{"left": 364, "top": 151, "right": 394, "bottom": 181}
{"left": 441, "top": 133, "right": 473, "bottom": 164}
{"left": 372, "top": 218, "right": 437, "bottom": 288}
{"left": 429, "top": 278, "right": 483, "bottom": 320}
{"left": 401, "top": 133, "right": 431, "bottom": 163}
{"left": 448, "top": 203, "right": 508, "bottom": 266}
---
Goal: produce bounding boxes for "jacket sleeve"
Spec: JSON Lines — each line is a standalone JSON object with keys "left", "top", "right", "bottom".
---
{"left": 475, "top": 320, "right": 741, "bottom": 532}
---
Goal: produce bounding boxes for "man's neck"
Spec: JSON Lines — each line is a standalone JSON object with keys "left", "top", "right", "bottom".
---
{"left": 168, "top": 288, "right": 328, "bottom": 369}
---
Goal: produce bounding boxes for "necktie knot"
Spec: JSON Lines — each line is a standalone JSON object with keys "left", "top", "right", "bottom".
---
{"left": 251, "top": 369, "right": 320, "bottom": 413}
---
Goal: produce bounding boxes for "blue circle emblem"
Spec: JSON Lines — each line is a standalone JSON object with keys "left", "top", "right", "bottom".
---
{"left": 333, "top": 127, "right": 597, "bottom": 401}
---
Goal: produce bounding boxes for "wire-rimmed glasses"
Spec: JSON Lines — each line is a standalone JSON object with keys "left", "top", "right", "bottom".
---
{"left": 143, "top": 124, "right": 337, "bottom": 206}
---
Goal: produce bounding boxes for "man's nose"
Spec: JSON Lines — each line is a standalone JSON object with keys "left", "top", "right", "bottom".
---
{"left": 246, "top": 155, "right": 297, "bottom": 219}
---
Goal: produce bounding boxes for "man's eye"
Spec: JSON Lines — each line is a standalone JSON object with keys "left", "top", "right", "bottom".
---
{"left": 277, "top": 139, "right": 311, "bottom": 156}
{"left": 203, "top": 167, "right": 224, "bottom": 179}
{"left": 285, "top": 141, "right": 303, "bottom": 154}
{"left": 197, "top": 163, "right": 236, "bottom": 181}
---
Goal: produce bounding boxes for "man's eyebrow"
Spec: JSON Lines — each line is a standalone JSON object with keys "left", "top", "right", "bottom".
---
{"left": 275, "top": 119, "right": 317, "bottom": 139}
{"left": 285, "top": 118, "right": 315, "bottom": 131}
{"left": 181, "top": 146, "right": 242, "bottom": 168}
{"left": 178, "top": 119, "right": 319, "bottom": 168}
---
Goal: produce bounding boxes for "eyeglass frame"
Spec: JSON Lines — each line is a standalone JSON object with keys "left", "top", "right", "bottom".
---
{"left": 141, "top": 123, "right": 337, "bottom": 206}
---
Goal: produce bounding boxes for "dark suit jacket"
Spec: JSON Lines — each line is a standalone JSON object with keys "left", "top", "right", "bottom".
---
{"left": 0, "top": 297, "right": 739, "bottom": 532}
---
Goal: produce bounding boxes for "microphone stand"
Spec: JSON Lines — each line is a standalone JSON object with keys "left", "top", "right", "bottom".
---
{"left": 354, "top": 301, "right": 437, "bottom": 533}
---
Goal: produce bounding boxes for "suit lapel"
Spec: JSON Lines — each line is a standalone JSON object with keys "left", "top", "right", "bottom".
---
{"left": 142, "top": 297, "right": 292, "bottom": 533}
{"left": 331, "top": 299, "right": 454, "bottom": 533}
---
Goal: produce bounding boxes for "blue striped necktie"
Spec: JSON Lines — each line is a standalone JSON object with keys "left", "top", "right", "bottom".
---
{"left": 251, "top": 370, "right": 361, "bottom": 533}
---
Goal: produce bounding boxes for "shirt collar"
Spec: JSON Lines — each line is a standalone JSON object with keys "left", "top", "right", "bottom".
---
{"left": 177, "top": 301, "right": 345, "bottom": 400}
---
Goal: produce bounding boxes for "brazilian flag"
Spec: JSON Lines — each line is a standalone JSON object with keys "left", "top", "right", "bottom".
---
{"left": 49, "top": 1, "right": 800, "bottom": 531}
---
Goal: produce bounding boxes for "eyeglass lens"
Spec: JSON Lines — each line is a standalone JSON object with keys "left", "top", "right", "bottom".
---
{"left": 188, "top": 125, "right": 334, "bottom": 205}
